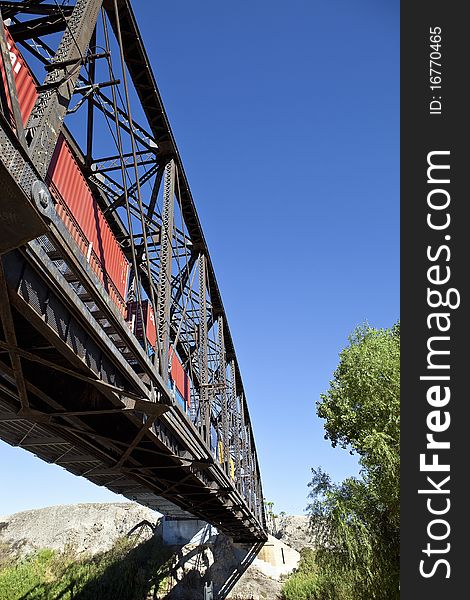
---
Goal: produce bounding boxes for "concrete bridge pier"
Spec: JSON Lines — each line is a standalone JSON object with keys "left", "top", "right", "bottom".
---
{"left": 162, "top": 516, "right": 217, "bottom": 546}
{"left": 160, "top": 516, "right": 299, "bottom": 599}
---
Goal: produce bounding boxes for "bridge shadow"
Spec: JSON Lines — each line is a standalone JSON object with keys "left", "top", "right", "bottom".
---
{"left": 14, "top": 521, "right": 263, "bottom": 600}
{"left": 164, "top": 532, "right": 263, "bottom": 599}
{"left": 15, "top": 520, "right": 171, "bottom": 600}
{"left": 216, "top": 540, "right": 264, "bottom": 599}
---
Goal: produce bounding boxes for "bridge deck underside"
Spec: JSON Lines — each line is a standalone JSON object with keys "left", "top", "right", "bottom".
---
{"left": 0, "top": 0, "right": 266, "bottom": 543}
{"left": 0, "top": 248, "right": 265, "bottom": 543}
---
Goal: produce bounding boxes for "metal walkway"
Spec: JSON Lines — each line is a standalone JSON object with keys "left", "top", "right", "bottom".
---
{"left": 0, "top": 0, "right": 266, "bottom": 543}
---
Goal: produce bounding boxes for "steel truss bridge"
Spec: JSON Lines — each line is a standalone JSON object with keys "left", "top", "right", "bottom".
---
{"left": 0, "top": 0, "right": 266, "bottom": 543}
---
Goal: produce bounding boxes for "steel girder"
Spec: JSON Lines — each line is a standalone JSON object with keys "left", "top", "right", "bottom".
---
{"left": 26, "top": 0, "right": 103, "bottom": 178}
{"left": 0, "top": 0, "right": 267, "bottom": 538}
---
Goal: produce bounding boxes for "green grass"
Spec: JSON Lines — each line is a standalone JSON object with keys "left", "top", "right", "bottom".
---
{"left": 0, "top": 534, "right": 173, "bottom": 600}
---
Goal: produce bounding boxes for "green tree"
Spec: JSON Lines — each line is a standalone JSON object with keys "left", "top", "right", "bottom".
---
{"left": 283, "top": 323, "right": 400, "bottom": 600}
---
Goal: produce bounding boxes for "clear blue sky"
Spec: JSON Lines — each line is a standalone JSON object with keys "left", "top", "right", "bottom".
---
{"left": 0, "top": 0, "right": 399, "bottom": 517}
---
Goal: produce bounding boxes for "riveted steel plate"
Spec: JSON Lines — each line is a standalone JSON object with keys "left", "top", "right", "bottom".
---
{"left": 0, "top": 159, "right": 46, "bottom": 254}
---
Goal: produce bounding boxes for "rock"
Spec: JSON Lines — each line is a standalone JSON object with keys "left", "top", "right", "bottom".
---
{"left": 226, "top": 535, "right": 299, "bottom": 600}
{"left": 163, "top": 532, "right": 298, "bottom": 600}
{"left": 0, "top": 502, "right": 160, "bottom": 557}
{"left": 0, "top": 503, "right": 302, "bottom": 600}
{"left": 227, "top": 566, "right": 283, "bottom": 600}
{"left": 273, "top": 515, "right": 316, "bottom": 552}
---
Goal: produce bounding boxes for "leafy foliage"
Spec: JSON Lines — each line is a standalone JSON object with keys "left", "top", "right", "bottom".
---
{"left": 281, "top": 549, "right": 320, "bottom": 600}
{"left": 282, "top": 322, "right": 400, "bottom": 600}
{"left": 0, "top": 534, "right": 173, "bottom": 600}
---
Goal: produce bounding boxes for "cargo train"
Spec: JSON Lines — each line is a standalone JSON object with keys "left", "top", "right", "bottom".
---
{"left": 1, "top": 25, "right": 234, "bottom": 471}
{"left": 1, "top": 25, "right": 193, "bottom": 408}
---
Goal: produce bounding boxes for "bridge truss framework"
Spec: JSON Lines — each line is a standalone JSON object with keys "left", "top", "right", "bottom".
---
{"left": 0, "top": 0, "right": 266, "bottom": 543}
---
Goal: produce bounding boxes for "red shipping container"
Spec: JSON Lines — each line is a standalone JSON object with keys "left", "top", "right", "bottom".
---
{"left": 170, "top": 347, "right": 190, "bottom": 408}
{"left": 2, "top": 28, "right": 130, "bottom": 316}
{"left": 47, "top": 134, "right": 129, "bottom": 305}
{"left": 126, "top": 300, "right": 157, "bottom": 349}
{"left": 1, "top": 26, "right": 37, "bottom": 125}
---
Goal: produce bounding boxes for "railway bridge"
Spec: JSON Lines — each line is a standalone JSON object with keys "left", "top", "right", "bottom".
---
{"left": 0, "top": 0, "right": 266, "bottom": 543}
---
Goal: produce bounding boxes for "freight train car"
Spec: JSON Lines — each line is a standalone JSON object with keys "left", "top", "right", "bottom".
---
{"left": 126, "top": 300, "right": 157, "bottom": 348}
{"left": 1, "top": 25, "right": 130, "bottom": 315}
{"left": 169, "top": 346, "right": 191, "bottom": 413}
{"left": 0, "top": 26, "right": 36, "bottom": 125}
{"left": 48, "top": 135, "right": 130, "bottom": 314}
{"left": 2, "top": 25, "right": 196, "bottom": 416}
{"left": 0, "top": 27, "right": 195, "bottom": 413}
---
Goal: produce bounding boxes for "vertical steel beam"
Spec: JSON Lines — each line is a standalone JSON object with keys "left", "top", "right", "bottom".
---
{"left": 258, "top": 475, "right": 265, "bottom": 526}
{"left": 0, "top": 260, "right": 29, "bottom": 412}
{"left": 246, "top": 426, "right": 254, "bottom": 511}
{"left": 254, "top": 463, "right": 262, "bottom": 524}
{"left": 85, "top": 27, "right": 96, "bottom": 167}
{"left": 147, "top": 163, "right": 164, "bottom": 222}
{"left": 246, "top": 426, "right": 257, "bottom": 514}
{"left": 156, "top": 159, "right": 175, "bottom": 381}
{"left": 251, "top": 455, "right": 256, "bottom": 513}
{"left": 230, "top": 360, "right": 241, "bottom": 490}
{"left": 239, "top": 393, "right": 248, "bottom": 502}
{"left": 26, "top": 0, "right": 103, "bottom": 177}
{"left": 171, "top": 252, "right": 197, "bottom": 317}
{"left": 198, "top": 253, "right": 210, "bottom": 446}
{"left": 218, "top": 315, "right": 229, "bottom": 474}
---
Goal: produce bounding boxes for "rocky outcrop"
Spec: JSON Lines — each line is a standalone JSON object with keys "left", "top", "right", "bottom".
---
{"left": 0, "top": 503, "right": 301, "bottom": 599}
{"left": 165, "top": 532, "right": 299, "bottom": 600}
{"left": 0, "top": 502, "right": 159, "bottom": 556}
{"left": 274, "top": 515, "right": 316, "bottom": 552}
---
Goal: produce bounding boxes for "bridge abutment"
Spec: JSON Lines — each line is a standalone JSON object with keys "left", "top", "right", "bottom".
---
{"left": 162, "top": 516, "right": 217, "bottom": 546}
